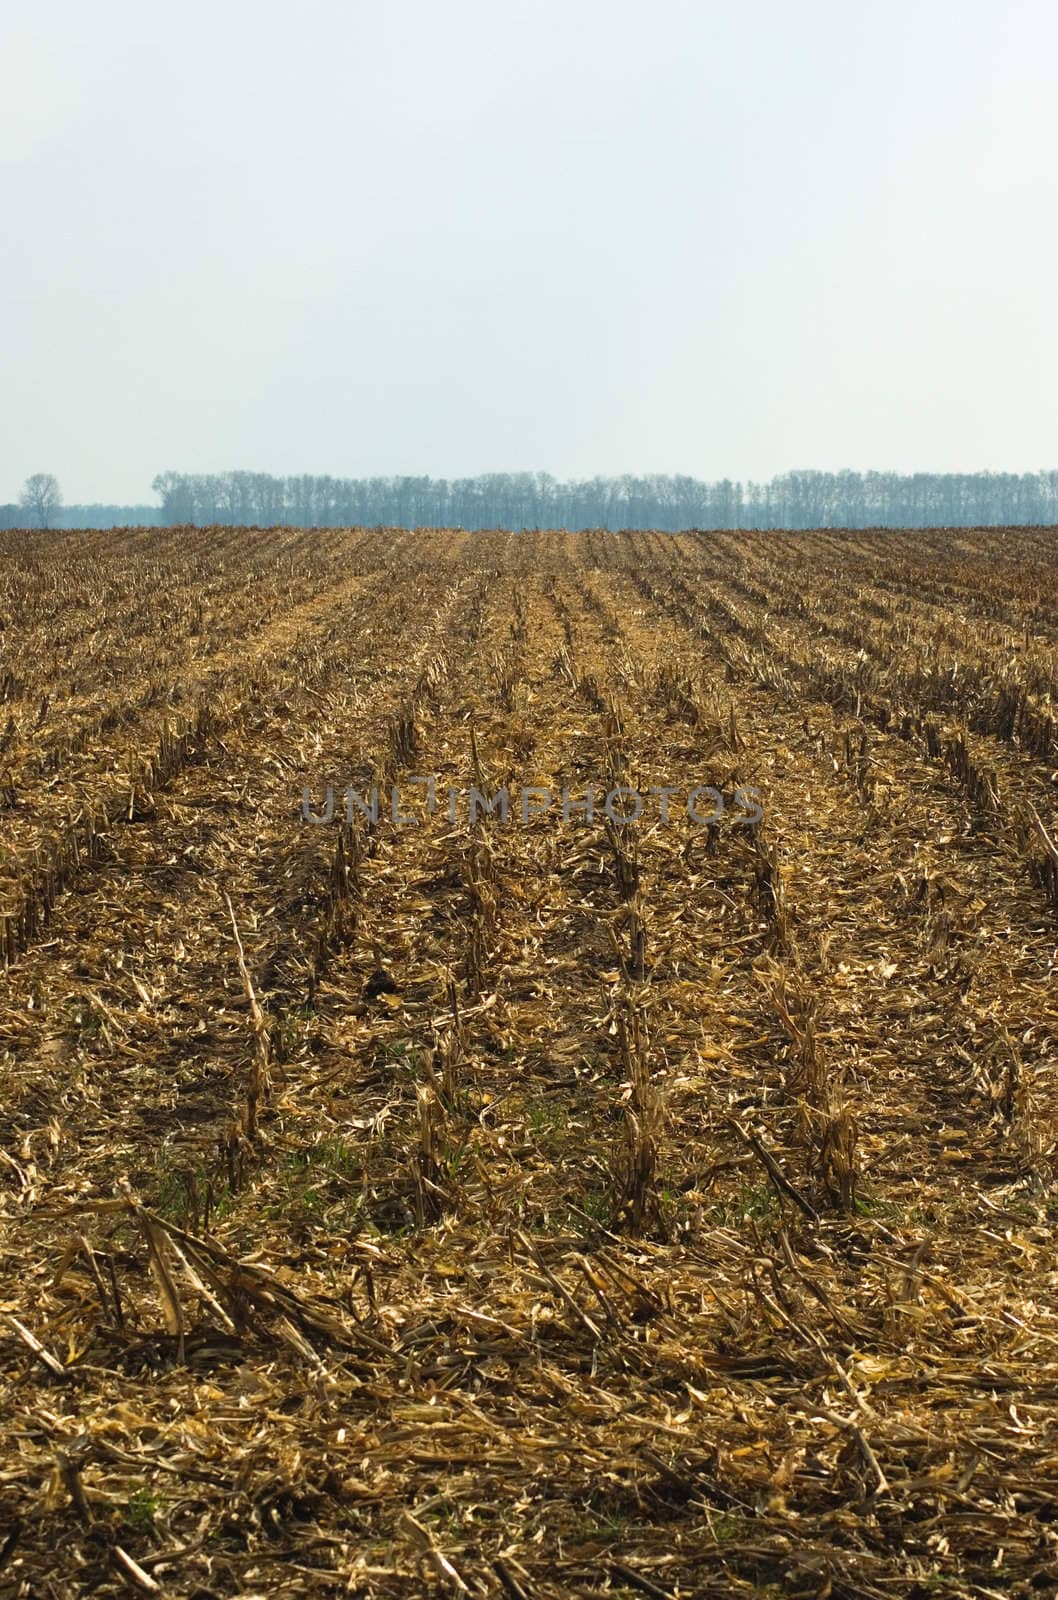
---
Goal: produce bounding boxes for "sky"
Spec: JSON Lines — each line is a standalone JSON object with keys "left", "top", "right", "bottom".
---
{"left": 2, "top": 0, "right": 1057, "bottom": 505}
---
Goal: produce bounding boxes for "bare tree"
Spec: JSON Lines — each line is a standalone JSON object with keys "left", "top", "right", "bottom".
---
{"left": 19, "top": 474, "right": 63, "bottom": 529}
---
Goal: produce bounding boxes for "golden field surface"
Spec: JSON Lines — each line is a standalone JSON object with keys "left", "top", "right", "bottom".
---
{"left": 1, "top": 525, "right": 1058, "bottom": 1598}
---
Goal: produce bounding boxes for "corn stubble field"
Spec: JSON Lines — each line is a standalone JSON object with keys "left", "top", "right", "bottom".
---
{"left": 3, "top": 524, "right": 1058, "bottom": 1600}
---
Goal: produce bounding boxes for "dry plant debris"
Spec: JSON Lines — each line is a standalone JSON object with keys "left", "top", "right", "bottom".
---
{"left": 1, "top": 524, "right": 1058, "bottom": 1596}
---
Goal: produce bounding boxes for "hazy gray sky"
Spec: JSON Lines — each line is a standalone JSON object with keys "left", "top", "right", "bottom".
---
{"left": 2, "top": 0, "right": 1056, "bottom": 503}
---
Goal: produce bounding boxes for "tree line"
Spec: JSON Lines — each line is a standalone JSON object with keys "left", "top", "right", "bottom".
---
{"left": 151, "top": 468, "right": 1058, "bottom": 530}
{"left": 0, "top": 503, "right": 161, "bottom": 530}
{"left": 6, "top": 468, "right": 1058, "bottom": 532}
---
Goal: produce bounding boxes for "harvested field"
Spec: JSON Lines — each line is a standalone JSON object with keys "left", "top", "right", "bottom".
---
{"left": 2, "top": 524, "right": 1058, "bottom": 1597}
